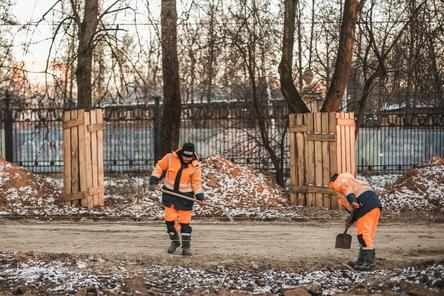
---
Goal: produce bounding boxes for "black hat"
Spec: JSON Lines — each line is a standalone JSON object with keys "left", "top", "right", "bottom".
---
{"left": 330, "top": 173, "right": 339, "bottom": 182}
{"left": 182, "top": 142, "right": 195, "bottom": 157}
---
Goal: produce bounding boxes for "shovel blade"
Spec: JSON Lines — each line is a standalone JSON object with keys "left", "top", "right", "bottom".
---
{"left": 335, "top": 233, "right": 352, "bottom": 249}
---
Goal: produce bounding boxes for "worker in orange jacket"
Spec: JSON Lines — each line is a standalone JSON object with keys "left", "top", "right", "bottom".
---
{"left": 329, "top": 172, "right": 382, "bottom": 271}
{"left": 148, "top": 142, "right": 205, "bottom": 256}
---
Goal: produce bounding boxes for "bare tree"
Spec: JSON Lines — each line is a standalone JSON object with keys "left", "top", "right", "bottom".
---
{"left": 353, "top": 0, "right": 427, "bottom": 134}
{"left": 321, "top": 0, "right": 359, "bottom": 112}
{"left": 278, "top": 0, "right": 310, "bottom": 114}
{"left": 223, "top": 0, "right": 287, "bottom": 185}
{"left": 426, "top": 17, "right": 444, "bottom": 110}
{"left": 160, "top": 0, "right": 182, "bottom": 156}
{"left": 205, "top": 0, "right": 220, "bottom": 103}
{"left": 71, "top": 0, "right": 99, "bottom": 110}
{"left": 0, "top": 0, "right": 15, "bottom": 89}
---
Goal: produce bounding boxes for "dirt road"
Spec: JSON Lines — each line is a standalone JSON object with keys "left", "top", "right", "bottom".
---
{"left": 1, "top": 220, "right": 443, "bottom": 269}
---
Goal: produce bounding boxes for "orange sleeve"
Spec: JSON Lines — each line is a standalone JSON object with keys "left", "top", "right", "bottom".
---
{"left": 337, "top": 195, "right": 353, "bottom": 213}
{"left": 151, "top": 153, "right": 170, "bottom": 178}
{"left": 191, "top": 162, "right": 203, "bottom": 194}
{"left": 330, "top": 177, "right": 353, "bottom": 213}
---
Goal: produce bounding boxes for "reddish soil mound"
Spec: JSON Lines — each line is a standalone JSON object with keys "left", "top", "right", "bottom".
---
{"left": 201, "top": 155, "right": 288, "bottom": 208}
{"left": 0, "top": 158, "right": 63, "bottom": 213}
{"left": 381, "top": 156, "right": 444, "bottom": 216}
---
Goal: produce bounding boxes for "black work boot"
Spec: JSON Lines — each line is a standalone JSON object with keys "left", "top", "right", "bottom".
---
{"left": 354, "top": 248, "right": 375, "bottom": 271}
{"left": 181, "top": 234, "right": 192, "bottom": 256}
{"left": 167, "top": 232, "right": 180, "bottom": 254}
{"left": 347, "top": 247, "right": 364, "bottom": 267}
{"left": 369, "top": 248, "right": 376, "bottom": 268}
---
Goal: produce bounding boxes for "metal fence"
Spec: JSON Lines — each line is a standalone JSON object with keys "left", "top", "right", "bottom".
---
{"left": 357, "top": 112, "right": 444, "bottom": 173}
{"left": 1, "top": 100, "right": 443, "bottom": 175}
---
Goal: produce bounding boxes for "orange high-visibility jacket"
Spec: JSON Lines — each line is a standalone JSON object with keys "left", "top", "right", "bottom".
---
{"left": 151, "top": 149, "right": 203, "bottom": 195}
{"left": 329, "top": 173, "right": 371, "bottom": 200}
{"left": 329, "top": 173, "right": 382, "bottom": 222}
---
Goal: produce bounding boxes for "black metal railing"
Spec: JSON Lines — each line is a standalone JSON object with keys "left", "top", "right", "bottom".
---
{"left": 1, "top": 99, "right": 443, "bottom": 174}
{"left": 357, "top": 112, "right": 444, "bottom": 173}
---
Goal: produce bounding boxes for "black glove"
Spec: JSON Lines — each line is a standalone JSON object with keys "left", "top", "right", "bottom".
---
{"left": 195, "top": 193, "right": 205, "bottom": 206}
{"left": 148, "top": 184, "right": 159, "bottom": 191}
{"left": 147, "top": 176, "right": 160, "bottom": 191}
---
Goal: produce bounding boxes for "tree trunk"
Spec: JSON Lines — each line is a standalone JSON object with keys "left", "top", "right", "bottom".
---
{"left": 278, "top": 0, "right": 310, "bottom": 114}
{"left": 206, "top": 2, "right": 217, "bottom": 103}
{"left": 308, "top": 0, "right": 315, "bottom": 68}
{"left": 75, "top": 0, "right": 99, "bottom": 110}
{"left": 427, "top": 31, "right": 443, "bottom": 111}
{"left": 160, "top": 0, "right": 182, "bottom": 156}
{"left": 248, "top": 51, "right": 285, "bottom": 186}
{"left": 296, "top": 1, "right": 303, "bottom": 90}
{"left": 321, "top": 0, "right": 359, "bottom": 112}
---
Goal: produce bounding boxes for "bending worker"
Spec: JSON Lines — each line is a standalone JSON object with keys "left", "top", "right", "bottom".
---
{"left": 148, "top": 142, "right": 205, "bottom": 256}
{"left": 329, "top": 172, "right": 382, "bottom": 271}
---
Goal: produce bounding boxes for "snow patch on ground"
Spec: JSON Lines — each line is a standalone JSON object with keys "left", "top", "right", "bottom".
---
{"left": 0, "top": 252, "right": 442, "bottom": 295}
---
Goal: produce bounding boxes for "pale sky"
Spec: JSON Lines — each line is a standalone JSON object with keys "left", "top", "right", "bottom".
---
{"left": 10, "top": 0, "right": 283, "bottom": 63}
{"left": 10, "top": 0, "right": 163, "bottom": 82}
{"left": 8, "top": 0, "right": 297, "bottom": 84}
{"left": 11, "top": 0, "right": 164, "bottom": 59}
{"left": 12, "top": 0, "right": 55, "bottom": 62}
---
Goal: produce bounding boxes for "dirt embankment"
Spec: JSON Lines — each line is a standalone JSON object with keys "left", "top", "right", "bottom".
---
{"left": 1, "top": 156, "right": 443, "bottom": 221}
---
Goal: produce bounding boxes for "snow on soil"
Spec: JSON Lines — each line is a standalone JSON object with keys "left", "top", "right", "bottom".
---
{"left": 0, "top": 252, "right": 442, "bottom": 295}
{"left": 0, "top": 159, "right": 63, "bottom": 216}
{"left": 0, "top": 156, "right": 335, "bottom": 220}
{"left": 381, "top": 157, "right": 444, "bottom": 216}
{"left": 0, "top": 156, "right": 443, "bottom": 219}
{"left": 361, "top": 156, "right": 444, "bottom": 218}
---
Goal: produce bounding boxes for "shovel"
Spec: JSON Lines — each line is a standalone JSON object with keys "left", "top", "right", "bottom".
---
{"left": 335, "top": 225, "right": 352, "bottom": 249}
{"left": 335, "top": 208, "right": 355, "bottom": 249}
{"left": 160, "top": 187, "right": 234, "bottom": 223}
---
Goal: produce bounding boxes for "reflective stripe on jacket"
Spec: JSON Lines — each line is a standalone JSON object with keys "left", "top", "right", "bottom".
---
{"left": 151, "top": 149, "right": 203, "bottom": 195}
{"left": 151, "top": 149, "right": 204, "bottom": 210}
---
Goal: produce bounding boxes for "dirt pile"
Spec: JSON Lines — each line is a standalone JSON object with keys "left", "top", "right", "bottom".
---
{"left": 194, "top": 155, "right": 318, "bottom": 220}
{"left": 103, "top": 157, "right": 333, "bottom": 220}
{"left": 0, "top": 156, "right": 334, "bottom": 220}
{"left": 0, "top": 158, "right": 63, "bottom": 214}
{"left": 381, "top": 156, "right": 444, "bottom": 217}
{"left": 201, "top": 155, "right": 288, "bottom": 208}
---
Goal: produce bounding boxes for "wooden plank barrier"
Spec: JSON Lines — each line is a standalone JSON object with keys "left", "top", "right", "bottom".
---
{"left": 289, "top": 112, "right": 356, "bottom": 209}
{"left": 63, "top": 109, "right": 104, "bottom": 208}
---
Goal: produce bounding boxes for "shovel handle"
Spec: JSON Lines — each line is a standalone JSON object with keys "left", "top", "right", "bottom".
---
{"left": 160, "top": 187, "right": 210, "bottom": 205}
{"left": 344, "top": 208, "right": 355, "bottom": 234}
{"left": 159, "top": 187, "right": 234, "bottom": 223}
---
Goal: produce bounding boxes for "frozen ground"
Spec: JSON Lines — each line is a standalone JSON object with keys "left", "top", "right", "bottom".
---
{"left": 0, "top": 220, "right": 443, "bottom": 295}
{"left": 1, "top": 157, "right": 443, "bottom": 295}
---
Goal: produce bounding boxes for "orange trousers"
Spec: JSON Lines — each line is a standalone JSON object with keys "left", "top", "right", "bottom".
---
{"left": 164, "top": 206, "right": 192, "bottom": 233}
{"left": 356, "top": 207, "right": 381, "bottom": 248}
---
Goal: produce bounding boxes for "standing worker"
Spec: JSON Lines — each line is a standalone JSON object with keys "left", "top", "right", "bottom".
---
{"left": 148, "top": 142, "right": 205, "bottom": 256}
{"left": 329, "top": 172, "right": 382, "bottom": 271}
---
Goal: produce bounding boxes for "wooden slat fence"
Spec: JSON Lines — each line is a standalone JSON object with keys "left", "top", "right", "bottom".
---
{"left": 289, "top": 112, "right": 356, "bottom": 209}
{"left": 63, "top": 109, "right": 104, "bottom": 208}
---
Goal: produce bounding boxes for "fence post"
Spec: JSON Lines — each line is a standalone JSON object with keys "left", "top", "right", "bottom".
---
{"left": 4, "top": 91, "right": 13, "bottom": 162}
{"left": 153, "top": 96, "right": 161, "bottom": 163}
